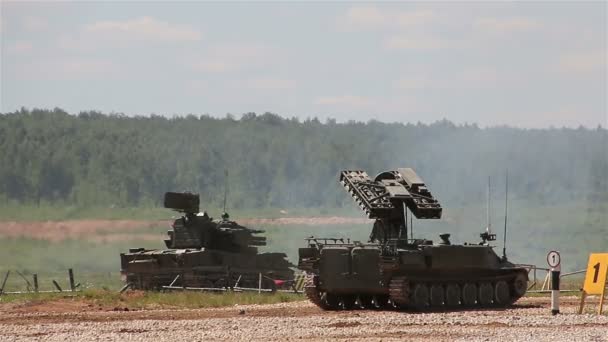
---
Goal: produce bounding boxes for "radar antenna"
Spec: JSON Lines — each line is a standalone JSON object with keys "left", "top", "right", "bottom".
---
{"left": 339, "top": 168, "right": 441, "bottom": 243}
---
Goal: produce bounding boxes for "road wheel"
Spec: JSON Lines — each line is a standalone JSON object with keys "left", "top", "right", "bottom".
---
{"left": 510, "top": 272, "right": 528, "bottom": 299}
{"left": 430, "top": 284, "right": 445, "bottom": 307}
{"left": 478, "top": 282, "right": 494, "bottom": 306}
{"left": 340, "top": 295, "right": 356, "bottom": 310}
{"left": 358, "top": 295, "right": 373, "bottom": 309}
{"left": 324, "top": 293, "right": 340, "bottom": 310}
{"left": 411, "top": 283, "right": 429, "bottom": 310}
{"left": 462, "top": 283, "right": 477, "bottom": 306}
{"left": 373, "top": 295, "right": 390, "bottom": 309}
{"left": 303, "top": 275, "right": 332, "bottom": 310}
{"left": 494, "top": 280, "right": 511, "bottom": 305}
{"left": 214, "top": 278, "right": 228, "bottom": 289}
{"left": 445, "top": 283, "right": 461, "bottom": 307}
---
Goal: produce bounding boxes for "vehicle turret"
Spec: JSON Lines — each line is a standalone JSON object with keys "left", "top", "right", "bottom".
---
{"left": 163, "top": 191, "right": 266, "bottom": 252}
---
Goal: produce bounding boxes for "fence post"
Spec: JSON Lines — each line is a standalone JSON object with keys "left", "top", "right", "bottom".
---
{"left": 68, "top": 269, "right": 75, "bottom": 292}
{"left": 258, "top": 273, "right": 262, "bottom": 294}
{"left": 33, "top": 274, "right": 39, "bottom": 293}
{"left": 0, "top": 271, "right": 10, "bottom": 295}
{"left": 52, "top": 280, "right": 63, "bottom": 292}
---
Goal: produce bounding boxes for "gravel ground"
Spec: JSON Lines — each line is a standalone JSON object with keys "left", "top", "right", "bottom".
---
{"left": 1, "top": 297, "right": 607, "bottom": 341}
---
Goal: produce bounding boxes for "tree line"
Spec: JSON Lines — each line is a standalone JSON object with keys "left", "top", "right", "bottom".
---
{"left": 0, "top": 108, "right": 606, "bottom": 210}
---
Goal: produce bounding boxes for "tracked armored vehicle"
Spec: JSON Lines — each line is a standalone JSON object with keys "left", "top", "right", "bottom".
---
{"left": 121, "top": 192, "right": 294, "bottom": 291}
{"left": 298, "top": 168, "right": 528, "bottom": 310}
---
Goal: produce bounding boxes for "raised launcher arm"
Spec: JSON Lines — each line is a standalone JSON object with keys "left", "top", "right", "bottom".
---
{"left": 164, "top": 191, "right": 200, "bottom": 214}
{"left": 340, "top": 168, "right": 442, "bottom": 242}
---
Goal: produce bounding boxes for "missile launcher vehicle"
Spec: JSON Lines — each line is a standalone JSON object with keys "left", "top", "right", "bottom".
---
{"left": 121, "top": 192, "right": 294, "bottom": 291}
{"left": 298, "top": 168, "right": 528, "bottom": 310}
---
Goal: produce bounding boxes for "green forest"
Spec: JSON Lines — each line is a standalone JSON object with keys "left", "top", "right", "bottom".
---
{"left": 0, "top": 108, "right": 606, "bottom": 275}
{"left": 1, "top": 108, "right": 606, "bottom": 210}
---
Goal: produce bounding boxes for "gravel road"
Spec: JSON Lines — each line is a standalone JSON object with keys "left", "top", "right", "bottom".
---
{"left": 1, "top": 297, "right": 607, "bottom": 341}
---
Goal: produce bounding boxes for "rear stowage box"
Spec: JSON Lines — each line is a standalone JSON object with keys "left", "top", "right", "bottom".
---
{"left": 426, "top": 245, "right": 501, "bottom": 270}
{"left": 320, "top": 247, "right": 351, "bottom": 290}
{"left": 351, "top": 247, "right": 382, "bottom": 289}
{"left": 399, "top": 250, "right": 426, "bottom": 269}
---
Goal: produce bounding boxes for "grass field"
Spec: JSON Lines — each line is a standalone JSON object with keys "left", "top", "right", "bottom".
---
{"left": 0, "top": 203, "right": 362, "bottom": 222}
{"left": 0, "top": 288, "right": 303, "bottom": 308}
{"left": 0, "top": 201, "right": 605, "bottom": 293}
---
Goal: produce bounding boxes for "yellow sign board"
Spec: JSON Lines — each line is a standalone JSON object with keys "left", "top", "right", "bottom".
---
{"left": 582, "top": 253, "right": 608, "bottom": 295}
{"left": 579, "top": 253, "right": 608, "bottom": 315}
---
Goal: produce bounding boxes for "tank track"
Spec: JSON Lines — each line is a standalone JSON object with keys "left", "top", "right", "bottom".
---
{"left": 372, "top": 271, "right": 529, "bottom": 311}
{"left": 127, "top": 269, "right": 287, "bottom": 291}
{"left": 389, "top": 272, "right": 527, "bottom": 310}
{"left": 304, "top": 271, "right": 527, "bottom": 311}
{"left": 388, "top": 276, "right": 409, "bottom": 306}
{"left": 303, "top": 275, "right": 329, "bottom": 310}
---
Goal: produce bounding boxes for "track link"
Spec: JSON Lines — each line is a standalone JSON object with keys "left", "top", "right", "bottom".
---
{"left": 388, "top": 276, "right": 409, "bottom": 306}
{"left": 303, "top": 275, "right": 329, "bottom": 310}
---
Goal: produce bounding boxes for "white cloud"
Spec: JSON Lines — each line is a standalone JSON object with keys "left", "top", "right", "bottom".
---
{"left": 474, "top": 17, "right": 541, "bottom": 33}
{"left": 394, "top": 67, "right": 518, "bottom": 91}
{"left": 190, "top": 43, "right": 279, "bottom": 73}
{"left": 22, "top": 16, "right": 48, "bottom": 32}
{"left": 184, "top": 80, "right": 209, "bottom": 96}
{"left": 208, "top": 44, "right": 270, "bottom": 59}
{"left": 393, "top": 9, "right": 436, "bottom": 27}
{"left": 394, "top": 75, "right": 441, "bottom": 90}
{"left": 383, "top": 35, "right": 449, "bottom": 50}
{"left": 338, "top": 5, "right": 436, "bottom": 31}
{"left": 85, "top": 16, "right": 202, "bottom": 42}
{"left": 556, "top": 50, "right": 607, "bottom": 74}
{"left": 339, "top": 6, "right": 385, "bottom": 29}
{"left": 243, "top": 78, "right": 295, "bottom": 90}
{"left": 13, "top": 59, "right": 118, "bottom": 81}
{"left": 314, "top": 95, "right": 374, "bottom": 107}
{"left": 192, "top": 61, "right": 235, "bottom": 73}
{"left": 7, "top": 41, "right": 33, "bottom": 54}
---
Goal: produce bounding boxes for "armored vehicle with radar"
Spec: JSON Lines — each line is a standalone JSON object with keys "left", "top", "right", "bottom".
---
{"left": 121, "top": 191, "right": 294, "bottom": 291}
{"left": 298, "top": 168, "right": 528, "bottom": 310}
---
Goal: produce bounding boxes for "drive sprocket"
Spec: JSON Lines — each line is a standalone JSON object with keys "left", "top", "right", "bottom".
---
{"left": 303, "top": 274, "right": 330, "bottom": 310}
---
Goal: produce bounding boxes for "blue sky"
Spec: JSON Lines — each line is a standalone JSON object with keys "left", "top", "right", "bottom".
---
{"left": 1, "top": 1, "right": 606, "bottom": 128}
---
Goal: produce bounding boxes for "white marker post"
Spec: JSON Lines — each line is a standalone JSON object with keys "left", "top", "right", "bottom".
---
{"left": 547, "top": 251, "right": 561, "bottom": 315}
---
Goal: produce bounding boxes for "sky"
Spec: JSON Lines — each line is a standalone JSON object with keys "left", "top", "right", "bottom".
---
{"left": 1, "top": 1, "right": 606, "bottom": 128}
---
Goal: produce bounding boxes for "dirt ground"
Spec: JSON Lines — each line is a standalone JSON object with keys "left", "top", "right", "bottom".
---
{"left": 0, "top": 296, "right": 606, "bottom": 341}
{"left": 0, "top": 217, "right": 370, "bottom": 241}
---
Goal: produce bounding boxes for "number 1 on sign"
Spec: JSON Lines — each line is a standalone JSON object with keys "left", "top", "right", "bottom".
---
{"left": 579, "top": 253, "right": 608, "bottom": 315}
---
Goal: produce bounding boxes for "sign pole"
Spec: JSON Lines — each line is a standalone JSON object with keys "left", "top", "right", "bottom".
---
{"left": 599, "top": 266, "right": 607, "bottom": 315}
{"left": 546, "top": 250, "right": 561, "bottom": 315}
{"left": 578, "top": 290, "right": 587, "bottom": 314}
{"left": 550, "top": 265, "right": 561, "bottom": 315}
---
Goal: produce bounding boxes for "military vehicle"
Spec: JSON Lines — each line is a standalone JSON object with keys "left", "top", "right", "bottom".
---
{"left": 121, "top": 192, "right": 294, "bottom": 291}
{"left": 298, "top": 168, "right": 528, "bottom": 310}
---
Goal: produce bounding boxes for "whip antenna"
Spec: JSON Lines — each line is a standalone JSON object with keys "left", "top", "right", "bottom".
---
{"left": 502, "top": 170, "right": 508, "bottom": 261}
{"left": 223, "top": 169, "right": 228, "bottom": 214}
{"left": 486, "top": 176, "right": 492, "bottom": 235}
